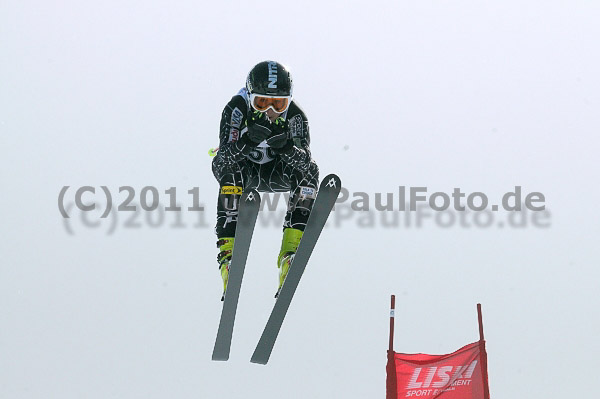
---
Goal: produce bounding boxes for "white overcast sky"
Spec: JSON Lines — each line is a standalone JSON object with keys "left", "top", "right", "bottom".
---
{"left": 1, "top": 1, "right": 599, "bottom": 398}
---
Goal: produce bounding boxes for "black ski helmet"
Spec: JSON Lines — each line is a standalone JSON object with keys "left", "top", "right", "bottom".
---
{"left": 246, "top": 61, "right": 293, "bottom": 97}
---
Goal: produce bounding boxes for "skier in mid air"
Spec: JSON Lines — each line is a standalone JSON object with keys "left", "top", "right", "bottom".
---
{"left": 212, "top": 61, "right": 319, "bottom": 300}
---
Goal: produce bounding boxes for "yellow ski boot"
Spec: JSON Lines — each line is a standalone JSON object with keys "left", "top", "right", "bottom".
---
{"left": 217, "top": 237, "right": 234, "bottom": 301}
{"left": 276, "top": 228, "right": 304, "bottom": 298}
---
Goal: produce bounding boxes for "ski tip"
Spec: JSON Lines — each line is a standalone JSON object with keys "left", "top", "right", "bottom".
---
{"left": 321, "top": 173, "right": 341, "bottom": 190}
{"left": 323, "top": 173, "right": 340, "bottom": 180}
{"left": 243, "top": 189, "right": 260, "bottom": 202}
{"left": 212, "top": 354, "right": 230, "bottom": 362}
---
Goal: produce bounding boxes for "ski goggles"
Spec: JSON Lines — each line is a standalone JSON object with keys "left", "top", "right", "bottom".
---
{"left": 249, "top": 93, "right": 291, "bottom": 113}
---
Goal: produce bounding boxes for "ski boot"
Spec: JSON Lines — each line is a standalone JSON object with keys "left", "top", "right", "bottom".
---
{"left": 217, "top": 237, "right": 234, "bottom": 301}
{"left": 275, "top": 228, "right": 303, "bottom": 298}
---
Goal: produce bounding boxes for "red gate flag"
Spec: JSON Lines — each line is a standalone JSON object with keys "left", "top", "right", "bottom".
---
{"left": 386, "top": 297, "right": 490, "bottom": 399}
{"left": 387, "top": 341, "right": 488, "bottom": 399}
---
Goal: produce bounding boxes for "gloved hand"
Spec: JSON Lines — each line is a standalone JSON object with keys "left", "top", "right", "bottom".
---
{"left": 266, "top": 117, "right": 290, "bottom": 149}
{"left": 244, "top": 111, "right": 272, "bottom": 145}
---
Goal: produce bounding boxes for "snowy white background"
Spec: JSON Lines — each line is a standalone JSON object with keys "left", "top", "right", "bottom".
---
{"left": 1, "top": 0, "right": 599, "bottom": 398}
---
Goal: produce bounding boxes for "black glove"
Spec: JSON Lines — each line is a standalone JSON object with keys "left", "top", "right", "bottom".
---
{"left": 244, "top": 111, "right": 272, "bottom": 145}
{"left": 266, "top": 117, "right": 291, "bottom": 149}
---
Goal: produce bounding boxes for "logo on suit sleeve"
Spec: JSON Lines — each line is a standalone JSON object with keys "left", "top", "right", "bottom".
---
{"left": 288, "top": 115, "right": 304, "bottom": 138}
{"left": 229, "top": 107, "right": 244, "bottom": 142}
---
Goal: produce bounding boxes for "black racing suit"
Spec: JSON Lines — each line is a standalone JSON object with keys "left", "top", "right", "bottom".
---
{"left": 212, "top": 87, "right": 319, "bottom": 238}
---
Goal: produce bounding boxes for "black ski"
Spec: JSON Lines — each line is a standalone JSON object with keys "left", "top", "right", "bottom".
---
{"left": 212, "top": 189, "right": 261, "bottom": 361}
{"left": 250, "top": 174, "right": 341, "bottom": 364}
